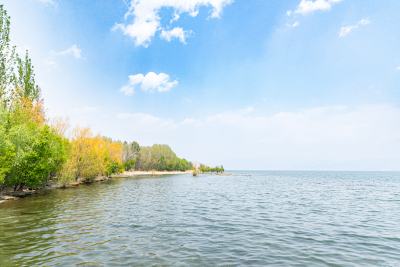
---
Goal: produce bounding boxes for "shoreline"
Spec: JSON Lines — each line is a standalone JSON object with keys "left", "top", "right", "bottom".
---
{"left": 0, "top": 171, "right": 233, "bottom": 203}
{"left": 119, "top": 170, "right": 193, "bottom": 176}
{"left": 120, "top": 170, "right": 233, "bottom": 176}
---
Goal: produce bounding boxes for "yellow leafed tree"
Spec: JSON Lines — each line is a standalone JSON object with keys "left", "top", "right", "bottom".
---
{"left": 55, "top": 125, "right": 123, "bottom": 185}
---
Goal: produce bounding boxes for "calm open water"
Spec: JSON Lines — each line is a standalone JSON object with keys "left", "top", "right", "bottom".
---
{"left": 1, "top": 171, "right": 400, "bottom": 266}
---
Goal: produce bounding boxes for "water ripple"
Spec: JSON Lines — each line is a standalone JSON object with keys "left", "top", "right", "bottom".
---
{"left": 1, "top": 171, "right": 400, "bottom": 266}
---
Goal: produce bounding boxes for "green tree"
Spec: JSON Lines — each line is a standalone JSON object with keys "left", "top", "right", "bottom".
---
{"left": 5, "top": 123, "right": 67, "bottom": 190}
{"left": 166, "top": 159, "right": 175, "bottom": 171}
{"left": 157, "top": 154, "right": 167, "bottom": 171}
{"left": 0, "top": 108, "right": 14, "bottom": 184}
{"left": 174, "top": 158, "right": 183, "bottom": 171}
{"left": 0, "top": 5, "right": 17, "bottom": 106}
{"left": 15, "top": 51, "right": 38, "bottom": 100}
{"left": 123, "top": 158, "right": 136, "bottom": 171}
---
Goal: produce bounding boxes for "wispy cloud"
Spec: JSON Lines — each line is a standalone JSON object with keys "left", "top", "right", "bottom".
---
{"left": 50, "top": 45, "right": 82, "bottom": 59}
{"left": 112, "top": 0, "right": 233, "bottom": 47}
{"left": 37, "top": 0, "right": 56, "bottom": 5}
{"left": 160, "top": 27, "right": 193, "bottom": 44}
{"left": 120, "top": 72, "right": 178, "bottom": 96}
{"left": 202, "top": 104, "right": 400, "bottom": 157}
{"left": 396, "top": 66, "right": 400, "bottom": 71}
{"left": 287, "top": 21, "right": 300, "bottom": 27}
{"left": 287, "top": 0, "right": 344, "bottom": 16}
{"left": 114, "top": 104, "right": 400, "bottom": 165}
{"left": 340, "top": 18, "right": 370, "bottom": 37}
{"left": 43, "top": 57, "right": 58, "bottom": 68}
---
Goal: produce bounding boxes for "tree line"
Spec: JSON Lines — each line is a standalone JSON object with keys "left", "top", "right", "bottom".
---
{"left": 198, "top": 164, "right": 225, "bottom": 173}
{"left": 0, "top": 5, "right": 218, "bottom": 192}
{"left": 0, "top": 6, "right": 125, "bottom": 190}
{"left": 102, "top": 141, "right": 194, "bottom": 172}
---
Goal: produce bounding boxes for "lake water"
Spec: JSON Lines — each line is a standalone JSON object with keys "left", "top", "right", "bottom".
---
{"left": 1, "top": 171, "right": 400, "bottom": 266}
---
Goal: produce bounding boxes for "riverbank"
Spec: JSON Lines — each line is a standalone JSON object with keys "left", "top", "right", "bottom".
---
{"left": 121, "top": 170, "right": 234, "bottom": 176}
{"left": 0, "top": 171, "right": 232, "bottom": 203}
{"left": 0, "top": 176, "right": 112, "bottom": 202}
{"left": 121, "top": 170, "right": 193, "bottom": 176}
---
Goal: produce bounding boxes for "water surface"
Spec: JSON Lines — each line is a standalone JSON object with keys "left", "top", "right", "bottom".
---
{"left": 1, "top": 171, "right": 400, "bottom": 266}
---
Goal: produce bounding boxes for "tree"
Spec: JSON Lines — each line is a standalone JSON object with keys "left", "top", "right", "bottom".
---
{"left": 123, "top": 158, "right": 136, "bottom": 171}
{"left": 0, "top": 5, "right": 17, "bottom": 107}
{"left": 0, "top": 108, "right": 14, "bottom": 185}
{"left": 66, "top": 127, "right": 123, "bottom": 181}
{"left": 5, "top": 123, "right": 67, "bottom": 190}
{"left": 135, "top": 144, "right": 179, "bottom": 171}
{"left": 15, "top": 51, "right": 39, "bottom": 100}
{"left": 157, "top": 154, "right": 167, "bottom": 171}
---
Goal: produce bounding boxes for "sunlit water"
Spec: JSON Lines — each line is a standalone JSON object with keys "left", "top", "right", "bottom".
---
{"left": 1, "top": 171, "right": 400, "bottom": 266}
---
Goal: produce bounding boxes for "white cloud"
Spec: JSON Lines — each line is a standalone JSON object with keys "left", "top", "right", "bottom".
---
{"left": 179, "top": 118, "right": 197, "bottom": 125}
{"left": 37, "top": 0, "right": 56, "bottom": 5}
{"left": 396, "top": 66, "right": 400, "bottom": 71}
{"left": 340, "top": 18, "right": 370, "bottom": 37}
{"left": 107, "top": 104, "right": 400, "bottom": 169}
{"left": 120, "top": 72, "right": 178, "bottom": 95}
{"left": 117, "top": 112, "right": 177, "bottom": 132}
{"left": 288, "top": 0, "right": 344, "bottom": 16}
{"left": 359, "top": 19, "right": 370, "bottom": 25}
{"left": 50, "top": 45, "right": 82, "bottom": 59}
{"left": 203, "top": 104, "right": 400, "bottom": 151}
{"left": 43, "top": 57, "right": 58, "bottom": 68}
{"left": 160, "top": 27, "right": 193, "bottom": 44}
{"left": 112, "top": 0, "right": 233, "bottom": 47}
{"left": 287, "top": 21, "right": 300, "bottom": 27}
{"left": 339, "top": 25, "right": 358, "bottom": 37}
{"left": 72, "top": 106, "right": 100, "bottom": 114}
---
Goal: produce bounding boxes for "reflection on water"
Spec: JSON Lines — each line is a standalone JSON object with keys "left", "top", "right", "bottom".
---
{"left": 1, "top": 171, "right": 400, "bottom": 266}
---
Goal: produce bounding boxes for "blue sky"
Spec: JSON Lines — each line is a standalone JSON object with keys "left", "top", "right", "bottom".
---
{"left": 3, "top": 0, "right": 400, "bottom": 170}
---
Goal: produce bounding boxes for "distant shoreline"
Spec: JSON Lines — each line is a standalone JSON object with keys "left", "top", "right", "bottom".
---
{"left": 119, "top": 171, "right": 232, "bottom": 177}
{"left": 120, "top": 170, "right": 193, "bottom": 176}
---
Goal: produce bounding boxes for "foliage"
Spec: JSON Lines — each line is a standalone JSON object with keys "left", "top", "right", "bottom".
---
{"left": 0, "top": 109, "right": 14, "bottom": 184}
{"left": 0, "top": 7, "right": 69, "bottom": 191}
{"left": 5, "top": 123, "right": 67, "bottom": 190}
{"left": 134, "top": 144, "right": 192, "bottom": 171}
{"left": 66, "top": 126, "right": 123, "bottom": 181}
{"left": 199, "top": 165, "right": 225, "bottom": 173}
{"left": 123, "top": 158, "right": 136, "bottom": 171}
{"left": 122, "top": 141, "right": 140, "bottom": 162}
{"left": 15, "top": 51, "right": 39, "bottom": 100}
{"left": 0, "top": 5, "right": 16, "bottom": 106}
{"left": 0, "top": 4, "right": 196, "bottom": 192}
